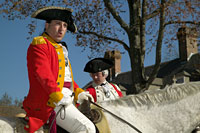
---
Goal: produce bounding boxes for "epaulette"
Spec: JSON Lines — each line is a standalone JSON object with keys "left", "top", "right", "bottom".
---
{"left": 31, "top": 36, "right": 47, "bottom": 45}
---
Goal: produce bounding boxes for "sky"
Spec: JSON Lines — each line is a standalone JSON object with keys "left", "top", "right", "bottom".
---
{"left": 0, "top": 15, "right": 157, "bottom": 101}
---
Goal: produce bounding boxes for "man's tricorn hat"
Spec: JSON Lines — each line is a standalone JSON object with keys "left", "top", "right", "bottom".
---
{"left": 84, "top": 58, "right": 114, "bottom": 73}
{"left": 31, "top": 6, "right": 77, "bottom": 32}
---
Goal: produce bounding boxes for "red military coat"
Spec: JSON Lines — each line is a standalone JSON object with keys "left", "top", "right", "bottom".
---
{"left": 23, "top": 33, "right": 84, "bottom": 132}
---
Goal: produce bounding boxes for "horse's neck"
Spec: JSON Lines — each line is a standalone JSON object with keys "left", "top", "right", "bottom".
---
{"left": 101, "top": 82, "right": 200, "bottom": 133}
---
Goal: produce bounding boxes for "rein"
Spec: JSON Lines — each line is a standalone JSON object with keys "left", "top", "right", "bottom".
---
{"left": 90, "top": 101, "right": 142, "bottom": 133}
{"left": 48, "top": 105, "right": 66, "bottom": 133}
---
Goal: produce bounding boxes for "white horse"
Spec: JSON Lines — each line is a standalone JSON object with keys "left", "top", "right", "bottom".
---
{"left": 1, "top": 81, "right": 200, "bottom": 133}
{"left": 95, "top": 81, "right": 200, "bottom": 133}
{"left": 0, "top": 117, "right": 17, "bottom": 133}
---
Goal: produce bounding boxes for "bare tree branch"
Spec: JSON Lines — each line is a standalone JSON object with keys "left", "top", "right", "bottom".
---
{"left": 146, "top": 0, "right": 166, "bottom": 89}
{"left": 103, "top": 0, "right": 130, "bottom": 33}
{"left": 165, "top": 21, "right": 200, "bottom": 27}
{"left": 10, "top": 0, "right": 25, "bottom": 11}
{"left": 145, "top": 0, "right": 177, "bottom": 20}
{"left": 0, "top": 10, "right": 8, "bottom": 14}
{"left": 145, "top": 8, "right": 160, "bottom": 20}
{"left": 79, "top": 30, "right": 130, "bottom": 52}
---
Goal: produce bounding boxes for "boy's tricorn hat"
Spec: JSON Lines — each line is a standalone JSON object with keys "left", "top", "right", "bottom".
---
{"left": 31, "top": 6, "right": 77, "bottom": 32}
{"left": 84, "top": 58, "right": 114, "bottom": 73}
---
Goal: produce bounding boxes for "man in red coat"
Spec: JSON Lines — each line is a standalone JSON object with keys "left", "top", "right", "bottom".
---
{"left": 78, "top": 58, "right": 123, "bottom": 104}
{"left": 23, "top": 6, "right": 95, "bottom": 133}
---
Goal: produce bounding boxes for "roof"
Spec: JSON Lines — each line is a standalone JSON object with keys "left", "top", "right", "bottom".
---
{"left": 158, "top": 53, "right": 200, "bottom": 78}
{"left": 157, "top": 58, "right": 187, "bottom": 78}
{"left": 113, "top": 53, "right": 200, "bottom": 84}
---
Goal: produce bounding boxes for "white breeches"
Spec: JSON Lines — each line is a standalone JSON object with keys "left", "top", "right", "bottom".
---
{"left": 55, "top": 104, "right": 96, "bottom": 133}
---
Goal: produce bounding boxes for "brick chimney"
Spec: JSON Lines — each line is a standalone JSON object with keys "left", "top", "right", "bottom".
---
{"left": 104, "top": 50, "right": 121, "bottom": 81}
{"left": 177, "top": 27, "right": 198, "bottom": 61}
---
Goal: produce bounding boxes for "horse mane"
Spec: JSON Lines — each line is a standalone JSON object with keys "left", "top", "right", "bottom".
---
{"left": 101, "top": 82, "right": 200, "bottom": 110}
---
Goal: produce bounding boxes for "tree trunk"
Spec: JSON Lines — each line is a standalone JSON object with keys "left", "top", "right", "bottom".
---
{"left": 126, "top": 0, "right": 146, "bottom": 94}
{"left": 127, "top": 38, "right": 146, "bottom": 94}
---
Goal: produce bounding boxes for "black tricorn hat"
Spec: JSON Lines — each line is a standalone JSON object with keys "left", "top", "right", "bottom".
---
{"left": 84, "top": 58, "right": 114, "bottom": 73}
{"left": 31, "top": 6, "right": 77, "bottom": 33}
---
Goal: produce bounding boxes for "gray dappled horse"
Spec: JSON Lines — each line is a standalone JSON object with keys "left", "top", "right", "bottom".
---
{"left": 0, "top": 81, "right": 200, "bottom": 133}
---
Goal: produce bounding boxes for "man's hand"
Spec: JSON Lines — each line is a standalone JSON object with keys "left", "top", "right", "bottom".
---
{"left": 54, "top": 88, "right": 73, "bottom": 107}
{"left": 55, "top": 95, "right": 72, "bottom": 106}
{"left": 77, "top": 92, "right": 94, "bottom": 104}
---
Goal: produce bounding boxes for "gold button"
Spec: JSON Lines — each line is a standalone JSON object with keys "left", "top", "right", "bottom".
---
{"left": 25, "top": 125, "right": 29, "bottom": 128}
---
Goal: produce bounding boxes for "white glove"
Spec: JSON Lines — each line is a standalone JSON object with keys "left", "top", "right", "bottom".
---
{"left": 55, "top": 87, "right": 73, "bottom": 107}
{"left": 77, "top": 92, "right": 94, "bottom": 104}
{"left": 56, "top": 94, "right": 72, "bottom": 107}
